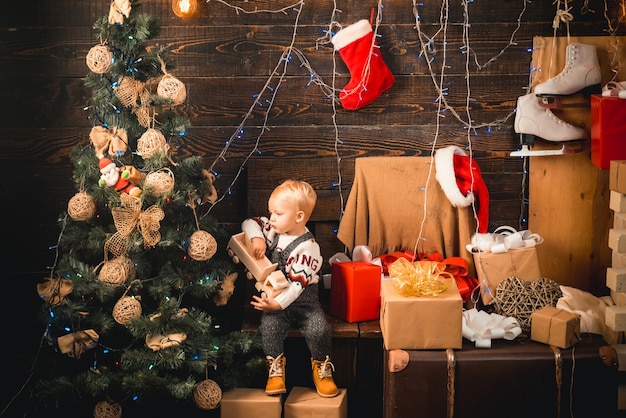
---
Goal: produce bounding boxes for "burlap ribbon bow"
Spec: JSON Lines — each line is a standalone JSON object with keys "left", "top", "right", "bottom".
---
{"left": 57, "top": 329, "right": 99, "bottom": 359}
{"left": 106, "top": 194, "right": 164, "bottom": 257}
{"left": 108, "top": 0, "right": 131, "bottom": 25}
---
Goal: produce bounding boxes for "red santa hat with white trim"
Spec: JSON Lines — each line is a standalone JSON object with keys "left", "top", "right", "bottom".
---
{"left": 434, "top": 145, "right": 490, "bottom": 234}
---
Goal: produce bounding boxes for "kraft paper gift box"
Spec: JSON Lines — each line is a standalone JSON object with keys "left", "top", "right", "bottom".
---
{"left": 330, "top": 261, "right": 382, "bottom": 323}
{"left": 284, "top": 386, "right": 348, "bottom": 418}
{"left": 473, "top": 246, "right": 541, "bottom": 305}
{"left": 610, "top": 160, "right": 626, "bottom": 195}
{"left": 379, "top": 279, "right": 463, "bottom": 350}
{"left": 220, "top": 388, "right": 282, "bottom": 418}
{"left": 591, "top": 95, "right": 626, "bottom": 170}
{"left": 530, "top": 306, "right": 581, "bottom": 349}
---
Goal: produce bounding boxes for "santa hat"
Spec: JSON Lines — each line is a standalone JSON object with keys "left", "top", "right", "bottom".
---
{"left": 434, "top": 145, "right": 490, "bottom": 234}
{"left": 99, "top": 157, "right": 116, "bottom": 174}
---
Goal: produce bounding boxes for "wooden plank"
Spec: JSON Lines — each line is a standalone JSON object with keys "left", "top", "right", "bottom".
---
{"left": 528, "top": 36, "right": 623, "bottom": 294}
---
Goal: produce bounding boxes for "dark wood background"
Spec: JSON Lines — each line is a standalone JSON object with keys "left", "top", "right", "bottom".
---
{"left": 1, "top": 0, "right": 625, "bottom": 415}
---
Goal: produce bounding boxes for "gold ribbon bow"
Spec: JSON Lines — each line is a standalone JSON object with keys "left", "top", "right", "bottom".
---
{"left": 389, "top": 257, "right": 455, "bottom": 297}
{"left": 106, "top": 194, "right": 164, "bottom": 257}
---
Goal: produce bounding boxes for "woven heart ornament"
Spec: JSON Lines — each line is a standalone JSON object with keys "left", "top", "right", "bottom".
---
{"left": 494, "top": 276, "right": 562, "bottom": 331}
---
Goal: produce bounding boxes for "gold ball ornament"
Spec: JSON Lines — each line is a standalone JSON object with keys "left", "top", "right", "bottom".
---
{"left": 93, "top": 400, "right": 122, "bottom": 418}
{"left": 157, "top": 74, "right": 187, "bottom": 106}
{"left": 112, "top": 296, "right": 142, "bottom": 325}
{"left": 137, "top": 128, "right": 168, "bottom": 159}
{"left": 68, "top": 191, "right": 96, "bottom": 221}
{"left": 144, "top": 168, "right": 175, "bottom": 197}
{"left": 193, "top": 379, "right": 222, "bottom": 410}
{"left": 86, "top": 45, "right": 112, "bottom": 74}
{"left": 188, "top": 230, "right": 217, "bottom": 261}
{"left": 98, "top": 256, "right": 135, "bottom": 286}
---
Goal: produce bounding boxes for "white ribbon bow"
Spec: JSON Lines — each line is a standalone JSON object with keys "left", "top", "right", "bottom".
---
{"left": 466, "top": 226, "right": 543, "bottom": 254}
{"left": 462, "top": 308, "right": 522, "bottom": 348}
{"left": 329, "top": 245, "right": 383, "bottom": 269}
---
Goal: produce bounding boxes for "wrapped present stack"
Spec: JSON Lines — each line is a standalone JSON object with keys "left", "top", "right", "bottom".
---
{"left": 604, "top": 160, "right": 626, "bottom": 410}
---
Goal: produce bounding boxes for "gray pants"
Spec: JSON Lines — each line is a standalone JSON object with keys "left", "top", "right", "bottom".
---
{"left": 259, "top": 284, "right": 332, "bottom": 361}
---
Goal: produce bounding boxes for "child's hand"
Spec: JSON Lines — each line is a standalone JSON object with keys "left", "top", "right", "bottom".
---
{"left": 251, "top": 294, "right": 281, "bottom": 311}
{"left": 250, "top": 237, "right": 267, "bottom": 259}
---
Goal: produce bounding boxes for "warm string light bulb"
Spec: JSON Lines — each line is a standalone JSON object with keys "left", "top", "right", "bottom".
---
{"left": 172, "top": 0, "right": 197, "bottom": 18}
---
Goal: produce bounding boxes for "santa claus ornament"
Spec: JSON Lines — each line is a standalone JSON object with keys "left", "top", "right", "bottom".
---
{"left": 331, "top": 19, "right": 395, "bottom": 110}
{"left": 98, "top": 158, "right": 142, "bottom": 197}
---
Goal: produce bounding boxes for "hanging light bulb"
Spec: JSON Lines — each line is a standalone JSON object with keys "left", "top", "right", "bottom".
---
{"left": 172, "top": 0, "right": 197, "bottom": 18}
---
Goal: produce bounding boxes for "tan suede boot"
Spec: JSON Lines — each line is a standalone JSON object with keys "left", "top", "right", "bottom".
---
{"left": 311, "top": 356, "right": 338, "bottom": 398}
{"left": 265, "top": 354, "right": 286, "bottom": 395}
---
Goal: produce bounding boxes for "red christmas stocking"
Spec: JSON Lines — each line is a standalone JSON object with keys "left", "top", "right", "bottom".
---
{"left": 332, "top": 19, "right": 395, "bottom": 110}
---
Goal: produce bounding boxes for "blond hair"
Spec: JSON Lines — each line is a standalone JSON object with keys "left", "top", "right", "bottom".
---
{"left": 271, "top": 179, "right": 317, "bottom": 221}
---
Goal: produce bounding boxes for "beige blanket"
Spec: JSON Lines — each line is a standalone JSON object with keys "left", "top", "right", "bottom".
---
{"left": 337, "top": 156, "right": 475, "bottom": 273}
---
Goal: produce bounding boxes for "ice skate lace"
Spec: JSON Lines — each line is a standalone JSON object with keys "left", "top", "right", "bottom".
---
{"left": 316, "top": 356, "right": 335, "bottom": 379}
{"left": 550, "top": 50, "right": 578, "bottom": 81}
{"left": 268, "top": 353, "right": 284, "bottom": 377}
{"left": 544, "top": 108, "right": 576, "bottom": 127}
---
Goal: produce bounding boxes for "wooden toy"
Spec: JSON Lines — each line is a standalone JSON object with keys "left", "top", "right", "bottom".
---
{"left": 227, "top": 232, "right": 278, "bottom": 281}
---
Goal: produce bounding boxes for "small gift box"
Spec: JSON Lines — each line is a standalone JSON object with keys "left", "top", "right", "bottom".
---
{"left": 474, "top": 246, "right": 542, "bottom": 305}
{"left": 330, "top": 261, "right": 381, "bottom": 323}
{"left": 380, "top": 259, "right": 463, "bottom": 350}
{"left": 610, "top": 160, "right": 626, "bottom": 195}
{"left": 530, "top": 306, "right": 581, "bottom": 349}
{"left": 591, "top": 95, "right": 626, "bottom": 170}
{"left": 220, "top": 388, "right": 282, "bottom": 418}
{"left": 284, "top": 386, "right": 348, "bottom": 418}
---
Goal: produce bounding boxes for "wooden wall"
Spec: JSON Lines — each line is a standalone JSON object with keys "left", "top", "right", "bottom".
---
{"left": 3, "top": 0, "right": 626, "bottom": 336}
{"left": 3, "top": 0, "right": 626, "bottom": 415}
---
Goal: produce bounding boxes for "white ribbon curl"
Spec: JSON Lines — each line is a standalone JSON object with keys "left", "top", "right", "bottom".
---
{"left": 466, "top": 226, "right": 543, "bottom": 254}
{"left": 462, "top": 308, "right": 522, "bottom": 348}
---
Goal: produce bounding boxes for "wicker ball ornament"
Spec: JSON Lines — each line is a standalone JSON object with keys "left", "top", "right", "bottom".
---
{"left": 157, "top": 74, "right": 187, "bottom": 106}
{"left": 193, "top": 379, "right": 222, "bottom": 410}
{"left": 144, "top": 169, "right": 175, "bottom": 197}
{"left": 98, "top": 256, "right": 135, "bottom": 286}
{"left": 112, "top": 296, "right": 142, "bottom": 325}
{"left": 86, "top": 44, "right": 113, "bottom": 74}
{"left": 137, "top": 128, "right": 168, "bottom": 159}
{"left": 188, "top": 230, "right": 218, "bottom": 261}
{"left": 93, "top": 400, "right": 122, "bottom": 418}
{"left": 68, "top": 191, "right": 96, "bottom": 221}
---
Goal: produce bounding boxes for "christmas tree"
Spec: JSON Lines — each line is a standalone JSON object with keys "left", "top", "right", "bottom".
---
{"left": 33, "top": 1, "right": 263, "bottom": 416}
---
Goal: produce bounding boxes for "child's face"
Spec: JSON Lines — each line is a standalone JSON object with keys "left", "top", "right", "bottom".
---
{"left": 268, "top": 196, "right": 304, "bottom": 235}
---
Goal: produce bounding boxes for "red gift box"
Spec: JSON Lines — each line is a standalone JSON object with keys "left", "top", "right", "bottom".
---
{"left": 591, "top": 94, "right": 626, "bottom": 169}
{"left": 330, "top": 261, "right": 381, "bottom": 323}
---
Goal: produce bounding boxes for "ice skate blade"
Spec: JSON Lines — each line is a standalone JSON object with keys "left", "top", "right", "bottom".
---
{"left": 510, "top": 143, "right": 583, "bottom": 157}
{"left": 534, "top": 83, "right": 601, "bottom": 98}
{"left": 536, "top": 95, "right": 590, "bottom": 109}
